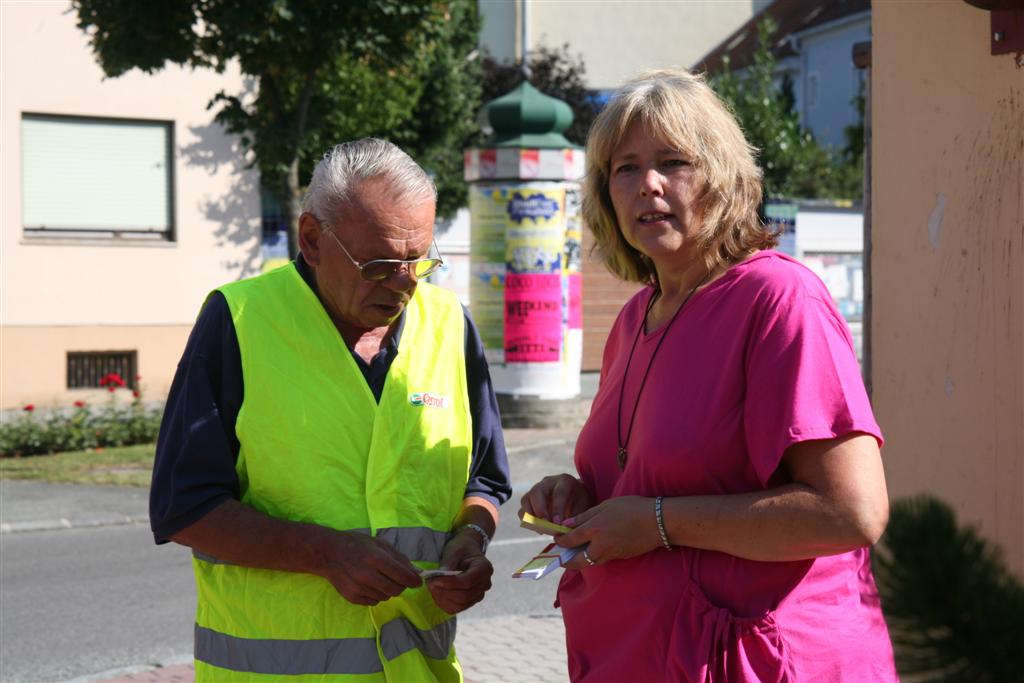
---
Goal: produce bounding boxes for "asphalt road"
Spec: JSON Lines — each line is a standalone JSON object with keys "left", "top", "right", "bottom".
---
{"left": 0, "top": 434, "right": 580, "bottom": 683}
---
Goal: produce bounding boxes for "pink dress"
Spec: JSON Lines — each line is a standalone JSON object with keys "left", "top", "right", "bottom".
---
{"left": 559, "top": 251, "right": 897, "bottom": 682}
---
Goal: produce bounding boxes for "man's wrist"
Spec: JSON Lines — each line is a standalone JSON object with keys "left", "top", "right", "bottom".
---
{"left": 455, "top": 523, "right": 490, "bottom": 553}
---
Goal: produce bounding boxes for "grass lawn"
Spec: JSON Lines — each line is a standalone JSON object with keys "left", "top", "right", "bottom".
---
{"left": 0, "top": 443, "right": 154, "bottom": 487}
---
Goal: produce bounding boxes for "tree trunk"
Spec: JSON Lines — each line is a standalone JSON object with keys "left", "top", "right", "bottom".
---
{"left": 284, "top": 159, "right": 302, "bottom": 259}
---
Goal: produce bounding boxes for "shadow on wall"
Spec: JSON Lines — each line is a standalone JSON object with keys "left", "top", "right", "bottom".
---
{"left": 180, "top": 92, "right": 263, "bottom": 280}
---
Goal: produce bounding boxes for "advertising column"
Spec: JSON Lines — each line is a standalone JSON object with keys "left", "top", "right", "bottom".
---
{"left": 468, "top": 180, "right": 581, "bottom": 398}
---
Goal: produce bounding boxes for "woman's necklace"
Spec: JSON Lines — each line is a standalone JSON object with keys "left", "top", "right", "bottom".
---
{"left": 616, "top": 270, "right": 711, "bottom": 470}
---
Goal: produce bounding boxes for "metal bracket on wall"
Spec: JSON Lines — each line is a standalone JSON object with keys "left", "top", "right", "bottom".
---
{"left": 962, "top": 1, "right": 1024, "bottom": 55}
{"left": 991, "top": 10, "right": 1024, "bottom": 54}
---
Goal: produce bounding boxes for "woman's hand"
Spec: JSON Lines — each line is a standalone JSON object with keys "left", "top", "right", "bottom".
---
{"left": 554, "top": 496, "right": 663, "bottom": 570}
{"left": 519, "top": 474, "right": 593, "bottom": 526}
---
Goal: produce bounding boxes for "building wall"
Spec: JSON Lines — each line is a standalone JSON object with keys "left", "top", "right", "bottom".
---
{"left": 872, "top": 2, "right": 1024, "bottom": 574}
{"left": 580, "top": 227, "right": 641, "bottom": 371}
{"left": 480, "top": 0, "right": 769, "bottom": 90}
{"left": 1, "top": 1, "right": 260, "bottom": 408}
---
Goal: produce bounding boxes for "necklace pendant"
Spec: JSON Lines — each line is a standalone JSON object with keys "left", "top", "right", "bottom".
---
{"left": 617, "top": 447, "right": 627, "bottom": 470}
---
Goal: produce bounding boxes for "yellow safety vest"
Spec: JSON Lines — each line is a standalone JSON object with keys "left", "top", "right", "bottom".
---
{"left": 192, "top": 264, "right": 472, "bottom": 682}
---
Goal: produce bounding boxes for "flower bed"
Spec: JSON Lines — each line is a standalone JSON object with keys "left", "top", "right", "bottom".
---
{"left": 0, "top": 374, "right": 163, "bottom": 457}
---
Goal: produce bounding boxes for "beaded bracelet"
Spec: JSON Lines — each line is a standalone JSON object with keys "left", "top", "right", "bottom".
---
{"left": 655, "top": 496, "right": 672, "bottom": 551}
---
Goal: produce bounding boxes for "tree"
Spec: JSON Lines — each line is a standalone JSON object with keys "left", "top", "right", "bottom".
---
{"left": 710, "top": 18, "right": 862, "bottom": 201}
{"left": 479, "top": 44, "right": 598, "bottom": 147}
{"left": 873, "top": 495, "right": 1024, "bottom": 681}
{"left": 72, "top": 0, "right": 482, "bottom": 257}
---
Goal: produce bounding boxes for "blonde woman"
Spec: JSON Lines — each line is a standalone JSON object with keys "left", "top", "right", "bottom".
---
{"left": 521, "top": 69, "right": 897, "bottom": 682}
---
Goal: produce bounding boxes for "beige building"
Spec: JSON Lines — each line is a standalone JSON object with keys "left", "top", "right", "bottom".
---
{"left": 1, "top": 1, "right": 260, "bottom": 410}
{"left": 871, "top": 2, "right": 1024, "bottom": 574}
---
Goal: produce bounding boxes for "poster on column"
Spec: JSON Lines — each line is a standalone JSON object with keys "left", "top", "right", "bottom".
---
{"left": 564, "top": 184, "right": 583, "bottom": 331}
{"left": 469, "top": 183, "right": 567, "bottom": 364}
{"left": 469, "top": 185, "right": 511, "bottom": 361}
{"left": 504, "top": 185, "right": 566, "bottom": 363}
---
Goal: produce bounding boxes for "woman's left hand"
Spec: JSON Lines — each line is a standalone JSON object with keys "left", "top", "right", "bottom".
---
{"left": 555, "top": 496, "right": 663, "bottom": 570}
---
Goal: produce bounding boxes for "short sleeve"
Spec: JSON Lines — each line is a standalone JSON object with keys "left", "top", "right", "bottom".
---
{"left": 462, "top": 306, "right": 512, "bottom": 508}
{"left": 149, "top": 292, "right": 243, "bottom": 543}
{"left": 744, "top": 292, "right": 882, "bottom": 486}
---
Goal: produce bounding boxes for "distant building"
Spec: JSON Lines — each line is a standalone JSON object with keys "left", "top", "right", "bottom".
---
{"left": 695, "top": 0, "right": 870, "bottom": 151}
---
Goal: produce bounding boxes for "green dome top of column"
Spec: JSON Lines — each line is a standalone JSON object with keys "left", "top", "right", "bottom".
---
{"left": 483, "top": 81, "right": 576, "bottom": 149}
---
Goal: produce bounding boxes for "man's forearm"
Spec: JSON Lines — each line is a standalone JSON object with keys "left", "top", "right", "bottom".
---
{"left": 452, "top": 496, "right": 499, "bottom": 548}
{"left": 172, "top": 499, "right": 426, "bottom": 606}
{"left": 169, "top": 498, "right": 334, "bottom": 575}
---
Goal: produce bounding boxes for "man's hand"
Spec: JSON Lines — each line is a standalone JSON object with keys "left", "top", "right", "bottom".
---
{"left": 319, "top": 530, "right": 424, "bottom": 606}
{"left": 425, "top": 528, "right": 493, "bottom": 614}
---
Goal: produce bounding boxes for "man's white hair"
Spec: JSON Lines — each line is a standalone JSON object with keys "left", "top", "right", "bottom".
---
{"left": 301, "top": 138, "right": 436, "bottom": 226}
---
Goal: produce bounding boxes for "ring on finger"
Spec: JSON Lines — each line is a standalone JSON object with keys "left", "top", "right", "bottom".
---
{"left": 582, "top": 547, "right": 597, "bottom": 566}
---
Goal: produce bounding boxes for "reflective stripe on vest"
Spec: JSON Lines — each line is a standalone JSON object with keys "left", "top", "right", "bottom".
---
{"left": 192, "top": 526, "right": 450, "bottom": 565}
{"left": 195, "top": 616, "right": 456, "bottom": 675}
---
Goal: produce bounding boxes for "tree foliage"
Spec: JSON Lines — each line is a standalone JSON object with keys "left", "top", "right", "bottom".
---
{"left": 72, "top": 0, "right": 482, "bottom": 256}
{"left": 479, "top": 44, "right": 597, "bottom": 147}
{"left": 873, "top": 495, "right": 1024, "bottom": 682}
{"left": 710, "top": 18, "right": 862, "bottom": 201}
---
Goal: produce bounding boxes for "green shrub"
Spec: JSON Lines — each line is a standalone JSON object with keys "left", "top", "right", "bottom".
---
{"left": 0, "top": 378, "right": 163, "bottom": 456}
{"left": 874, "top": 494, "right": 1024, "bottom": 682}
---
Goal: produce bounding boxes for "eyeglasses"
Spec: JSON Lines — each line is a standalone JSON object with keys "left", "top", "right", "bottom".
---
{"left": 324, "top": 228, "right": 444, "bottom": 282}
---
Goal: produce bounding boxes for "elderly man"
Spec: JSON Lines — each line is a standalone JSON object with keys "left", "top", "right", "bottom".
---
{"left": 150, "top": 138, "right": 510, "bottom": 681}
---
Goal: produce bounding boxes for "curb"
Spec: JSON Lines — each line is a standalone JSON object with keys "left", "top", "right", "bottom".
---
{"left": 0, "top": 514, "right": 149, "bottom": 535}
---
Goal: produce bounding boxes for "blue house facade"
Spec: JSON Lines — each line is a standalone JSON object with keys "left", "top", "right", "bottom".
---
{"left": 696, "top": 0, "right": 870, "bottom": 153}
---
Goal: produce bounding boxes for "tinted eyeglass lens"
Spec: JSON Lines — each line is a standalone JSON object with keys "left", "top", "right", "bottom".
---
{"left": 361, "top": 262, "right": 401, "bottom": 281}
{"left": 360, "top": 258, "right": 442, "bottom": 281}
{"left": 412, "top": 259, "right": 442, "bottom": 278}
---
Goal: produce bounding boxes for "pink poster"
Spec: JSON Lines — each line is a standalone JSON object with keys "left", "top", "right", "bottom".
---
{"left": 504, "top": 273, "right": 562, "bottom": 362}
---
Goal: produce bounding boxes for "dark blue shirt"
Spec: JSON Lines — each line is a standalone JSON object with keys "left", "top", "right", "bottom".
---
{"left": 149, "top": 258, "right": 511, "bottom": 543}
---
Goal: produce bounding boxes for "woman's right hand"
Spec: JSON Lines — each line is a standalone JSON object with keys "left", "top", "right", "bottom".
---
{"left": 519, "top": 474, "right": 593, "bottom": 526}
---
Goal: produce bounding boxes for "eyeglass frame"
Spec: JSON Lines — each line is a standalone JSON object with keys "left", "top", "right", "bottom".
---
{"left": 319, "top": 221, "right": 444, "bottom": 282}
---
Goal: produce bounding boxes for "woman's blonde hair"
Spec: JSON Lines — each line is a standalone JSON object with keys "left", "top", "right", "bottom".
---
{"left": 583, "top": 68, "right": 776, "bottom": 284}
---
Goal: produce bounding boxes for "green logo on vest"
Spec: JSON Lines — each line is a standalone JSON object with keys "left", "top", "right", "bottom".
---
{"left": 410, "top": 392, "right": 450, "bottom": 409}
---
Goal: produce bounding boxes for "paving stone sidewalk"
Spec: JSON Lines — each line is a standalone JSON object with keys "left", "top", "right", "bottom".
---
{"left": 90, "top": 613, "right": 569, "bottom": 683}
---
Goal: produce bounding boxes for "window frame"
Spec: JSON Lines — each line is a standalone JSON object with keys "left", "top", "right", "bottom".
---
{"left": 21, "top": 112, "right": 177, "bottom": 243}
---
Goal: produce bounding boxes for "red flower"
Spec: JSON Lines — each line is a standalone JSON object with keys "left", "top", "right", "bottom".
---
{"left": 107, "top": 386, "right": 116, "bottom": 393}
{"left": 73, "top": 400, "right": 86, "bottom": 408}
{"left": 23, "top": 404, "right": 35, "bottom": 412}
{"left": 132, "top": 390, "right": 141, "bottom": 399}
{"left": 99, "top": 373, "right": 127, "bottom": 388}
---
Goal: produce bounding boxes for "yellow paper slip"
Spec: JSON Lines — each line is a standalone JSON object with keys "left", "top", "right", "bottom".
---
{"left": 520, "top": 511, "right": 572, "bottom": 536}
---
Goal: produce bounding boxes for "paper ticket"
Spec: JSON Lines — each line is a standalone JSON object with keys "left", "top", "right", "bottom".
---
{"left": 419, "top": 569, "right": 463, "bottom": 579}
{"left": 520, "top": 512, "right": 572, "bottom": 536}
{"left": 511, "top": 543, "right": 582, "bottom": 580}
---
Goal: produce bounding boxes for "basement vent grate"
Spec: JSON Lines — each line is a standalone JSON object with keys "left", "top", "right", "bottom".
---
{"left": 67, "top": 351, "right": 138, "bottom": 390}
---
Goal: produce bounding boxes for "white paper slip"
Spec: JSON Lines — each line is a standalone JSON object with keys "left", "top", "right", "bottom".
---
{"left": 511, "top": 543, "right": 582, "bottom": 580}
{"left": 419, "top": 569, "right": 462, "bottom": 579}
